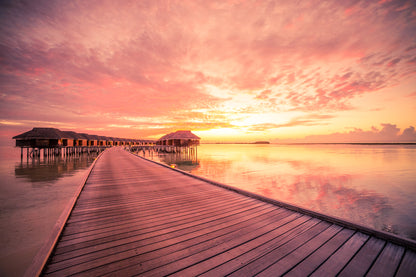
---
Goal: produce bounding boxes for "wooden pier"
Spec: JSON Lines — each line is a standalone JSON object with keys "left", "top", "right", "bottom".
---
{"left": 29, "top": 148, "right": 416, "bottom": 276}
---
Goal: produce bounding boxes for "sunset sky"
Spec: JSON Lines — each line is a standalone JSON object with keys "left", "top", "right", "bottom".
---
{"left": 1, "top": 0, "right": 415, "bottom": 143}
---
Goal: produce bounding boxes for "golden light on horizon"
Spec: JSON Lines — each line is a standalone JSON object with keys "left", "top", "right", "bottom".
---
{"left": 0, "top": 0, "right": 415, "bottom": 143}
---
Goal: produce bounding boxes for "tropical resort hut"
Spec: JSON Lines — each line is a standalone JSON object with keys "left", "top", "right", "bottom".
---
{"left": 13, "top": 127, "right": 75, "bottom": 158}
{"left": 87, "top": 134, "right": 99, "bottom": 147}
{"left": 105, "top": 137, "right": 114, "bottom": 147}
{"left": 13, "top": 127, "right": 72, "bottom": 148}
{"left": 76, "top": 133, "right": 89, "bottom": 147}
{"left": 120, "top": 138, "right": 128, "bottom": 146}
{"left": 61, "top": 131, "right": 79, "bottom": 147}
{"left": 157, "top": 130, "right": 200, "bottom": 147}
{"left": 111, "top": 137, "right": 120, "bottom": 146}
{"left": 13, "top": 127, "right": 149, "bottom": 159}
{"left": 97, "top": 136, "right": 107, "bottom": 147}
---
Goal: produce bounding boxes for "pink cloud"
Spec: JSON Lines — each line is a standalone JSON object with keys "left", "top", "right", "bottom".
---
{"left": 281, "top": 124, "right": 416, "bottom": 143}
{"left": 0, "top": 0, "right": 415, "bottom": 138}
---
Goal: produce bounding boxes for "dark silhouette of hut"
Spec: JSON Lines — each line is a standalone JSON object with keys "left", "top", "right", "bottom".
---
{"left": 12, "top": 127, "right": 72, "bottom": 148}
{"left": 158, "top": 130, "right": 200, "bottom": 147}
{"left": 97, "top": 136, "right": 108, "bottom": 146}
{"left": 61, "top": 131, "right": 80, "bottom": 147}
{"left": 87, "top": 134, "right": 100, "bottom": 147}
{"left": 76, "top": 133, "right": 89, "bottom": 147}
{"left": 13, "top": 127, "right": 150, "bottom": 159}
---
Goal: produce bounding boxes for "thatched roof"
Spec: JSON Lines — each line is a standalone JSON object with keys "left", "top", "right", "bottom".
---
{"left": 13, "top": 127, "right": 157, "bottom": 144}
{"left": 159, "top": 130, "right": 200, "bottom": 141}
{"left": 88, "top": 134, "right": 101, "bottom": 141}
{"left": 62, "top": 131, "right": 83, "bottom": 140}
{"left": 77, "top": 133, "right": 91, "bottom": 140}
{"left": 98, "top": 136, "right": 109, "bottom": 141}
{"left": 12, "top": 128, "right": 71, "bottom": 140}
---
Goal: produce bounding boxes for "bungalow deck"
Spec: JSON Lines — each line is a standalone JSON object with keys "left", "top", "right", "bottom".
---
{"left": 29, "top": 148, "right": 415, "bottom": 276}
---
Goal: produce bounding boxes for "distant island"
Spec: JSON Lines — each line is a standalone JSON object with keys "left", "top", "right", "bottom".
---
{"left": 253, "top": 141, "right": 270, "bottom": 144}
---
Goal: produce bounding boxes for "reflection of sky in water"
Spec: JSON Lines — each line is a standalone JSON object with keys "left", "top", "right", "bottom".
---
{"left": 0, "top": 147, "right": 98, "bottom": 276}
{"left": 151, "top": 144, "right": 416, "bottom": 240}
{"left": 14, "top": 154, "right": 96, "bottom": 184}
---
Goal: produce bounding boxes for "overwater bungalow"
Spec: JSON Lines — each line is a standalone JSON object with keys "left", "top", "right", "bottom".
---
{"left": 76, "top": 133, "right": 89, "bottom": 147}
{"left": 105, "top": 137, "right": 114, "bottom": 146}
{"left": 97, "top": 136, "right": 107, "bottom": 147}
{"left": 13, "top": 127, "right": 154, "bottom": 159}
{"left": 157, "top": 130, "right": 200, "bottom": 147}
{"left": 87, "top": 134, "right": 100, "bottom": 147}
{"left": 110, "top": 137, "right": 119, "bottom": 146}
{"left": 13, "top": 128, "right": 73, "bottom": 148}
{"left": 61, "top": 131, "right": 78, "bottom": 147}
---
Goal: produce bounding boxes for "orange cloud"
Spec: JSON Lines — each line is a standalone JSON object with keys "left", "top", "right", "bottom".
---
{"left": 0, "top": 0, "right": 415, "bottom": 140}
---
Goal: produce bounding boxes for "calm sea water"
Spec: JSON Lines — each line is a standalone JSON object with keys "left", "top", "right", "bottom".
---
{"left": 144, "top": 144, "right": 416, "bottom": 241}
{"left": 0, "top": 143, "right": 415, "bottom": 276}
{"left": 0, "top": 146, "right": 98, "bottom": 277}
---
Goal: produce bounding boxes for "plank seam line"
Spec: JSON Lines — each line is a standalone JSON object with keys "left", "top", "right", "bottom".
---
{"left": 393, "top": 249, "right": 408, "bottom": 277}
{"left": 279, "top": 224, "right": 344, "bottom": 277}
{"left": 337, "top": 234, "right": 371, "bottom": 275}
{"left": 57, "top": 198, "right": 264, "bottom": 247}
{"left": 52, "top": 202, "right": 270, "bottom": 257}
{"left": 127, "top": 150, "right": 416, "bottom": 251}
{"left": 46, "top": 207, "right": 282, "bottom": 273}
{"left": 254, "top": 222, "right": 334, "bottom": 276}
{"left": 66, "top": 193, "right": 255, "bottom": 223}
{"left": 307, "top": 230, "right": 357, "bottom": 276}
{"left": 363, "top": 241, "right": 387, "bottom": 276}
{"left": 129, "top": 212, "right": 310, "bottom": 276}
{"left": 224, "top": 217, "right": 319, "bottom": 276}
{"left": 23, "top": 150, "right": 106, "bottom": 277}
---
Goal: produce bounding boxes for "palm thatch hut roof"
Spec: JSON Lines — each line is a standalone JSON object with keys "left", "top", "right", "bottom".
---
{"left": 159, "top": 130, "right": 200, "bottom": 141}
{"left": 158, "top": 130, "right": 200, "bottom": 146}
{"left": 88, "top": 134, "right": 100, "bottom": 141}
{"left": 78, "top": 133, "right": 91, "bottom": 140}
{"left": 12, "top": 128, "right": 71, "bottom": 140}
{"left": 13, "top": 127, "right": 152, "bottom": 148}
{"left": 61, "top": 131, "right": 83, "bottom": 140}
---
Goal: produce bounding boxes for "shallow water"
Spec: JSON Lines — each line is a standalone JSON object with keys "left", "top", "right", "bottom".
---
{"left": 1, "top": 143, "right": 415, "bottom": 276}
{"left": 0, "top": 146, "right": 98, "bottom": 277}
{"left": 143, "top": 143, "right": 416, "bottom": 241}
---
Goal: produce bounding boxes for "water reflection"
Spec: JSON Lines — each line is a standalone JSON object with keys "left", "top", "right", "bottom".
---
{"left": 135, "top": 148, "right": 200, "bottom": 172}
{"left": 150, "top": 144, "right": 416, "bottom": 240}
{"left": 256, "top": 173, "right": 396, "bottom": 235}
{"left": 14, "top": 153, "right": 98, "bottom": 184}
{"left": 0, "top": 146, "right": 100, "bottom": 277}
{"left": 158, "top": 152, "right": 200, "bottom": 171}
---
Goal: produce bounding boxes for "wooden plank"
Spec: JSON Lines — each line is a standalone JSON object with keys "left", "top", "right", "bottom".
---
{"left": 256, "top": 224, "right": 342, "bottom": 276}
{"left": 366, "top": 242, "right": 405, "bottom": 277}
{"left": 45, "top": 207, "right": 291, "bottom": 276}
{"left": 227, "top": 220, "right": 330, "bottom": 277}
{"left": 52, "top": 200, "right": 267, "bottom": 256}
{"left": 338, "top": 236, "right": 385, "bottom": 276}
{"left": 63, "top": 194, "right": 253, "bottom": 232}
{"left": 55, "top": 198, "right": 259, "bottom": 251}
{"left": 175, "top": 218, "right": 333, "bottom": 277}
{"left": 395, "top": 249, "right": 416, "bottom": 277}
{"left": 309, "top": 232, "right": 369, "bottom": 276}
{"left": 45, "top": 204, "right": 278, "bottom": 272}
{"left": 91, "top": 214, "right": 312, "bottom": 277}
{"left": 283, "top": 228, "right": 355, "bottom": 277}
{"left": 23, "top": 150, "right": 103, "bottom": 277}
{"left": 38, "top": 148, "right": 416, "bottom": 277}
{"left": 59, "top": 195, "right": 252, "bottom": 242}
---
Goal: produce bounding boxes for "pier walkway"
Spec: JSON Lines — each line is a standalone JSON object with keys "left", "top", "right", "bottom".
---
{"left": 37, "top": 148, "right": 415, "bottom": 276}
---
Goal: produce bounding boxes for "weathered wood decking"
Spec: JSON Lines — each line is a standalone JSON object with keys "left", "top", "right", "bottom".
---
{"left": 37, "top": 147, "right": 415, "bottom": 276}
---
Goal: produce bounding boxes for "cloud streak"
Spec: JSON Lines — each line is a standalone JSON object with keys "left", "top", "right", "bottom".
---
{"left": 0, "top": 0, "right": 415, "bottom": 140}
{"left": 282, "top": 124, "right": 416, "bottom": 143}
